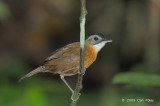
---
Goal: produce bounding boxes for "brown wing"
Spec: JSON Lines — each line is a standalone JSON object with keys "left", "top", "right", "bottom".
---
{"left": 44, "top": 42, "right": 80, "bottom": 65}
{"left": 43, "top": 42, "right": 80, "bottom": 73}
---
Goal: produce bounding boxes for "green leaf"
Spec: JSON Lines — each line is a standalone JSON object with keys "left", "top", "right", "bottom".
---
{"left": 112, "top": 72, "right": 160, "bottom": 86}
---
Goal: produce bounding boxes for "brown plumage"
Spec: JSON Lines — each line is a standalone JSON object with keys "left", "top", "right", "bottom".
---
{"left": 19, "top": 66, "right": 46, "bottom": 82}
{"left": 19, "top": 42, "right": 97, "bottom": 82}
{"left": 19, "top": 34, "right": 112, "bottom": 93}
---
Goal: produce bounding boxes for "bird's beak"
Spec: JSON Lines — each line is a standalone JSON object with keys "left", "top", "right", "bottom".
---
{"left": 106, "top": 40, "right": 112, "bottom": 43}
{"left": 103, "top": 39, "right": 112, "bottom": 43}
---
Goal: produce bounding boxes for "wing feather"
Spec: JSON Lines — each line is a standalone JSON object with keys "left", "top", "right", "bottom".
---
{"left": 44, "top": 42, "right": 80, "bottom": 66}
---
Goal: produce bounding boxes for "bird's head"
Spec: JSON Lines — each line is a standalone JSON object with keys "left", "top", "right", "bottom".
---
{"left": 86, "top": 33, "right": 112, "bottom": 52}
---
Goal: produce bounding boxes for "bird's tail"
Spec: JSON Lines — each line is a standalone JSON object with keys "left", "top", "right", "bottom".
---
{"left": 19, "top": 66, "right": 46, "bottom": 82}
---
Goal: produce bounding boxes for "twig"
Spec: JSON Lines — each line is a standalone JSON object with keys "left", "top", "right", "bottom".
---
{"left": 71, "top": 0, "right": 87, "bottom": 105}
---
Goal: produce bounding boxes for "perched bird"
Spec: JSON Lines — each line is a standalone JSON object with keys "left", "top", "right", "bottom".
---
{"left": 19, "top": 33, "right": 112, "bottom": 93}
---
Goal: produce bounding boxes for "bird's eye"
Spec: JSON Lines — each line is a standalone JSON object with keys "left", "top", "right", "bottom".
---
{"left": 94, "top": 37, "right": 98, "bottom": 41}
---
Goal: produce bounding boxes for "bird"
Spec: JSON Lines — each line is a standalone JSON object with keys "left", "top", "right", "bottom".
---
{"left": 19, "top": 33, "right": 112, "bottom": 93}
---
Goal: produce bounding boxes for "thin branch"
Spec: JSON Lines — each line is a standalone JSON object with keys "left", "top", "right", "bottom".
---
{"left": 71, "top": 0, "right": 87, "bottom": 105}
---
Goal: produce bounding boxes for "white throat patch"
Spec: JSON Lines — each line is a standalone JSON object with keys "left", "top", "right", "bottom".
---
{"left": 93, "top": 41, "right": 107, "bottom": 52}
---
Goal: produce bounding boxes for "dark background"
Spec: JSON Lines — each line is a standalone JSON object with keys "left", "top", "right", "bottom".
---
{"left": 0, "top": 0, "right": 160, "bottom": 106}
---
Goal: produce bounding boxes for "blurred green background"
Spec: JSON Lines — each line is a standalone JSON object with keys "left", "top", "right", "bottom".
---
{"left": 0, "top": 0, "right": 160, "bottom": 106}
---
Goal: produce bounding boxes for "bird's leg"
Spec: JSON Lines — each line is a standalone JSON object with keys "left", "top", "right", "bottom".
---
{"left": 60, "top": 75, "right": 74, "bottom": 94}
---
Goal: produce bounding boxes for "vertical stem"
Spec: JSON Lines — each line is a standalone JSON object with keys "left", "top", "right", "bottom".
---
{"left": 71, "top": 0, "right": 87, "bottom": 105}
